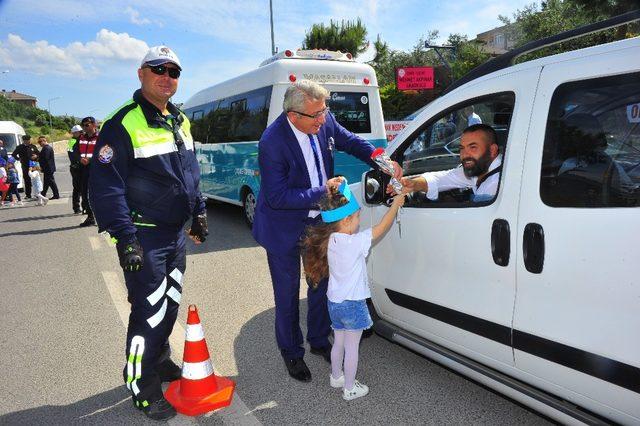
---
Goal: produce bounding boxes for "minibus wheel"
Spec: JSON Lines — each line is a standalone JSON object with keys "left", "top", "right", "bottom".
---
{"left": 242, "top": 188, "right": 256, "bottom": 228}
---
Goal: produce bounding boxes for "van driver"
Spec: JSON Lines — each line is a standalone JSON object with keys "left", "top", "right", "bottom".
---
{"left": 394, "top": 124, "right": 501, "bottom": 202}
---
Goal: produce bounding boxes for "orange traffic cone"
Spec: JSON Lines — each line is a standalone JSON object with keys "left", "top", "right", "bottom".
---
{"left": 165, "top": 305, "right": 235, "bottom": 416}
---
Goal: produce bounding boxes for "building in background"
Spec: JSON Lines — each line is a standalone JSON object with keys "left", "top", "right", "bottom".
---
{"left": 1, "top": 89, "right": 37, "bottom": 107}
{"left": 475, "top": 24, "right": 517, "bottom": 55}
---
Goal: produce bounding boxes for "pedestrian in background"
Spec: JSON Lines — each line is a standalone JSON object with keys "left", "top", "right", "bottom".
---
{"left": 0, "top": 157, "right": 9, "bottom": 206}
{"left": 68, "top": 124, "right": 83, "bottom": 213}
{"left": 28, "top": 160, "right": 48, "bottom": 206}
{"left": 0, "top": 138, "right": 8, "bottom": 162}
{"left": 5, "top": 158, "right": 21, "bottom": 206}
{"left": 78, "top": 117, "right": 98, "bottom": 226}
{"left": 11, "top": 134, "right": 39, "bottom": 199}
{"left": 37, "top": 135, "right": 59, "bottom": 200}
{"left": 89, "top": 45, "right": 207, "bottom": 421}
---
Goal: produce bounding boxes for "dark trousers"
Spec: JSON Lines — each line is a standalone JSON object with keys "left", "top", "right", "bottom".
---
{"left": 70, "top": 166, "right": 82, "bottom": 212}
{"left": 41, "top": 171, "right": 59, "bottom": 198}
{"left": 21, "top": 164, "right": 31, "bottom": 197}
{"left": 123, "top": 227, "right": 185, "bottom": 403}
{"left": 80, "top": 165, "right": 92, "bottom": 217}
{"left": 266, "top": 249, "right": 331, "bottom": 360}
{"left": 7, "top": 183, "right": 21, "bottom": 201}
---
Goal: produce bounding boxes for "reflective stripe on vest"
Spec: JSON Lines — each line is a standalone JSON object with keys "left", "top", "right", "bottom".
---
{"left": 121, "top": 104, "right": 194, "bottom": 159}
{"left": 79, "top": 139, "right": 96, "bottom": 158}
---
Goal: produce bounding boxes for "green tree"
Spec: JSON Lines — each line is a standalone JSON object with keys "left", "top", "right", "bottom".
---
{"left": 302, "top": 19, "right": 368, "bottom": 57}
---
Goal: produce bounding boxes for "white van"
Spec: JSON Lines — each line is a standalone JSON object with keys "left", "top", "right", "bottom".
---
{"left": 359, "top": 12, "right": 640, "bottom": 425}
{"left": 0, "top": 120, "right": 26, "bottom": 189}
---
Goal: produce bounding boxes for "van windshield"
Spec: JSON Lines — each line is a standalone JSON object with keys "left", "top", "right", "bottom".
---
{"left": 327, "top": 91, "right": 372, "bottom": 134}
{"left": 0, "top": 133, "right": 18, "bottom": 151}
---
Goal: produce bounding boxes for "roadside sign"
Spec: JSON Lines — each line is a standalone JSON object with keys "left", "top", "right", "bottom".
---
{"left": 396, "top": 67, "right": 434, "bottom": 90}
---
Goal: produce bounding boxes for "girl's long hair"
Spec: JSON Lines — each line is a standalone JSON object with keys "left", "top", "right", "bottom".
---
{"left": 301, "top": 187, "right": 349, "bottom": 287}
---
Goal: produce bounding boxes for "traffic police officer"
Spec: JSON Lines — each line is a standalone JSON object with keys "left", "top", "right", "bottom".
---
{"left": 67, "top": 124, "right": 83, "bottom": 214}
{"left": 89, "top": 46, "right": 208, "bottom": 421}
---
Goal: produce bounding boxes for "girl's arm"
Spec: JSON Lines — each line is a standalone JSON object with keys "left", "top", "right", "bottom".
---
{"left": 372, "top": 195, "right": 405, "bottom": 240}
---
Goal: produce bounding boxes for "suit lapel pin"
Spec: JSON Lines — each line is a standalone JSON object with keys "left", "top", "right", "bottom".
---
{"left": 328, "top": 137, "right": 334, "bottom": 151}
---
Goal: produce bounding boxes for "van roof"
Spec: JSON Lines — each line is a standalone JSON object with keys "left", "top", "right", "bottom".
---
{"left": 0, "top": 121, "right": 26, "bottom": 134}
{"left": 445, "top": 10, "right": 640, "bottom": 95}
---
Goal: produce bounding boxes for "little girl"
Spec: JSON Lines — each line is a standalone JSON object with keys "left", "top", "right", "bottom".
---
{"left": 28, "top": 161, "right": 48, "bottom": 206}
{"left": 5, "top": 158, "right": 22, "bottom": 206}
{"left": 0, "top": 157, "right": 9, "bottom": 206}
{"left": 303, "top": 179, "right": 404, "bottom": 401}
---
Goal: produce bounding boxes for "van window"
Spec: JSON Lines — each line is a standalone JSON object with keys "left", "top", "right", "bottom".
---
{"left": 327, "top": 91, "right": 371, "bottom": 134}
{"left": 399, "top": 93, "right": 514, "bottom": 206}
{"left": 540, "top": 72, "right": 640, "bottom": 207}
{"left": 190, "top": 86, "right": 272, "bottom": 144}
{"left": 0, "top": 133, "right": 18, "bottom": 152}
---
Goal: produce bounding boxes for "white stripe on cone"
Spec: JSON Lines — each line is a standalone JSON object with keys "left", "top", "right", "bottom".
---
{"left": 185, "top": 323, "right": 205, "bottom": 342}
{"left": 181, "top": 359, "right": 215, "bottom": 380}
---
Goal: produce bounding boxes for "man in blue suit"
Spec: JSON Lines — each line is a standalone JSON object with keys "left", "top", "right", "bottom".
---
{"left": 253, "top": 80, "right": 401, "bottom": 382}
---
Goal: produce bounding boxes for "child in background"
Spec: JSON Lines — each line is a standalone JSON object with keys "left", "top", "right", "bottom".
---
{"left": 6, "top": 158, "right": 22, "bottom": 206}
{"left": 0, "top": 157, "right": 9, "bottom": 206}
{"left": 28, "top": 160, "right": 48, "bottom": 206}
{"left": 302, "top": 179, "right": 404, "bottom": 401}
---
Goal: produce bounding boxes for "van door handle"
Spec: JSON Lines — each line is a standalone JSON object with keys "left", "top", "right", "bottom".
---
{"left": 491, "top": 219, "right": 510, "bottom": 266}
{"left": 523, "top": 223, "right": 545, "bottom": 273}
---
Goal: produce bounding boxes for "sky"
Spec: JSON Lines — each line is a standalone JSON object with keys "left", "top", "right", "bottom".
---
{"left": 0, "top": 0, "right": 535, "bottom": 122}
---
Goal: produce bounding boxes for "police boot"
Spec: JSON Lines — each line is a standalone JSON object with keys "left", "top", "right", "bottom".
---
{"left": 136, "top": 395, "right": 177, "bottom": 421}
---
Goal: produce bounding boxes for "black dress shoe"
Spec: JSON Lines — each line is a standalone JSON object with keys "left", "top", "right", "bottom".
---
{"left": 79, "top": 217, "right": 95, "bottom": 227}
{"left": 284, "top": 357, "right": 312, "bottom": 382}
{"left": 157, "top": 359, "right": 182, "bottom": 382}
{"left": 310, "top": 344, "right": 332, "bottom": 363}
{"left": 49, "top": 196, "right": 60, "bottom": 200}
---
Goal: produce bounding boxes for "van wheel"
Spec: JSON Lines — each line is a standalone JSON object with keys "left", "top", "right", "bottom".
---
{"left": 242, "top": 189, "right": 256, "bottom": 229}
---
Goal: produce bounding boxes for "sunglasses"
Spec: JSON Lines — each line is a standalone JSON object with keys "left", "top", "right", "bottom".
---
{"left": 145, "top": 64, "right": 181, "bottom": 79}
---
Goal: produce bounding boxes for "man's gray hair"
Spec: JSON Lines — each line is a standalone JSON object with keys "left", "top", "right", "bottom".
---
{"left": 283, "top": 80, "right": 329, "bottom": 112}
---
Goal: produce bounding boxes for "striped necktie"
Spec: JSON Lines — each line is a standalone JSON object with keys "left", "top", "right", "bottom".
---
{"left": 307, "top": 134, "right": 324, "bottom": 186}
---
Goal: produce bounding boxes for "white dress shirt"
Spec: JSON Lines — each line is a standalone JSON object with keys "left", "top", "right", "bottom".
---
{"left": 287, "top": 118, "right": 328, "bottom": 217}
{"left": 421, "top": 154, "right": 502, "bottom": 202}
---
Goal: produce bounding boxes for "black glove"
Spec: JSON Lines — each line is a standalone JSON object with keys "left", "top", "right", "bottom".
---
{"left": 189, "top": 213, "right": 208, "bottom": 243}
{"left": 116, "top": 238, "right": 144, "bottom": 272}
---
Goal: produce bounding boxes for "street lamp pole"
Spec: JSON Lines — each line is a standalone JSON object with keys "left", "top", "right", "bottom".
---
{"left": 47, "top": 96, "right": 61, "bottom": 136}
{"left": 269, "top": 0, "right": 276, "bottom": 55}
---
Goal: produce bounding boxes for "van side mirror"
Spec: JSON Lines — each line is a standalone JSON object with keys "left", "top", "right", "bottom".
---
{"left": 364, "top": 169, "right": 387, "bottom": 204}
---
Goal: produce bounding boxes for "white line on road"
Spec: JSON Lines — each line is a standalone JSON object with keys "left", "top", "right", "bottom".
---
{"left": 101, "top": 260, "right": 260, "bottom": 424}
{"left": 89, "top": 236, "right": 102, "bottom": 251}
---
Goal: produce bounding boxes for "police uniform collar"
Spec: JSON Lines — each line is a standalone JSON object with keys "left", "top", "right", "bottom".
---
{"left": 133, "top": 89, "right": 183, "bottom": 127}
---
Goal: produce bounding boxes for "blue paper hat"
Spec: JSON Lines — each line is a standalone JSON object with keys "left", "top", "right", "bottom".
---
{"left": 320, "top": 179, "right": 360, "bottom": 223}
{"left": 7, "top": 155, "right": 16, "bottom": 164}
{"left": 0, "top": 157, "right": 6, "bottom": 167}
{"left": 28, "top": 160, "right": 38, "bottom": 167}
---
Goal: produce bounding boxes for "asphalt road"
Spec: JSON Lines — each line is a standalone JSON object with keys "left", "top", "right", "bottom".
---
{"left": 0, "top": 154, "right": 551, "bottom": 425}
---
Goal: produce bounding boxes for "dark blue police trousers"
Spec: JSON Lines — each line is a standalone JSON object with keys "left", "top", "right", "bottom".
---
{"left": 123, "top": 227, "right": 185, "bottom": 401}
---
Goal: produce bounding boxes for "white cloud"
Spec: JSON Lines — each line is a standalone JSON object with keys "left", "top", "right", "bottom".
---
{"left": 125, "top": 6, "right": 152, "bottom": 26}
{"left": 0, "top": 30, "right": 149, "bottom": 78}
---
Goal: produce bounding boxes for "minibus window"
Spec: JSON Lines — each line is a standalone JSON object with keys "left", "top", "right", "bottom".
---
{"left": 327, "top": 92, "right": 371, "bottom": 134}
{"left": 0, "top": 133, "right": 18, "bottom": 151}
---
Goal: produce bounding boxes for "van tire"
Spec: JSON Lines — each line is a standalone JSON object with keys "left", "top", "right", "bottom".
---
{"left": 242, "top": 188, "right": 256, "bottom": 229}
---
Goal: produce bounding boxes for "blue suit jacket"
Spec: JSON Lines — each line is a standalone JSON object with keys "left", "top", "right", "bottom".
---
{"left": 252, "top": 112, "right": 375, "bottom": 255}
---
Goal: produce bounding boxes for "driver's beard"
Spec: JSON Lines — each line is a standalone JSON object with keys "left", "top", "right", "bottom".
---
{"left": 462, "top": 149, "right": 492, "bottom": 178}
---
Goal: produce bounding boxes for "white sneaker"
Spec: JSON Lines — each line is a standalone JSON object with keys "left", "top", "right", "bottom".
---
{"left": 43, "top": 197, "right": 48, "bottom": 206}
{"left": 330, "top": 374, "right": 345, "bottom": 388}
{"left": 342, "top": 380, "right": 369, "bottom": 401}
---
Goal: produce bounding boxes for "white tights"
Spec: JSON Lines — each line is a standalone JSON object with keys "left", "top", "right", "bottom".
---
{"left": 331, "top": 329, "right": 363, "bottom": 390}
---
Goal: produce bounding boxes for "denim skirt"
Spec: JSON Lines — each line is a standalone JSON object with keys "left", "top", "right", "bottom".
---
{"left": 327, "top": 299, "right": 373, "bottom": 331}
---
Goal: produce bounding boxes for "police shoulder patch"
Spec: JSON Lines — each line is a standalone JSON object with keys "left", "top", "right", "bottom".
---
{"left": 98, "top": 144, "right": 114, "bottom": 164}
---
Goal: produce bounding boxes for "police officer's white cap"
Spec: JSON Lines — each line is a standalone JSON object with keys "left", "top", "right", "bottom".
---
{"left": 70, "top": 124, "right": 82, "bottom": 133}
{"left": 141, "top": 46, "right": 182, "bottom": 70}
